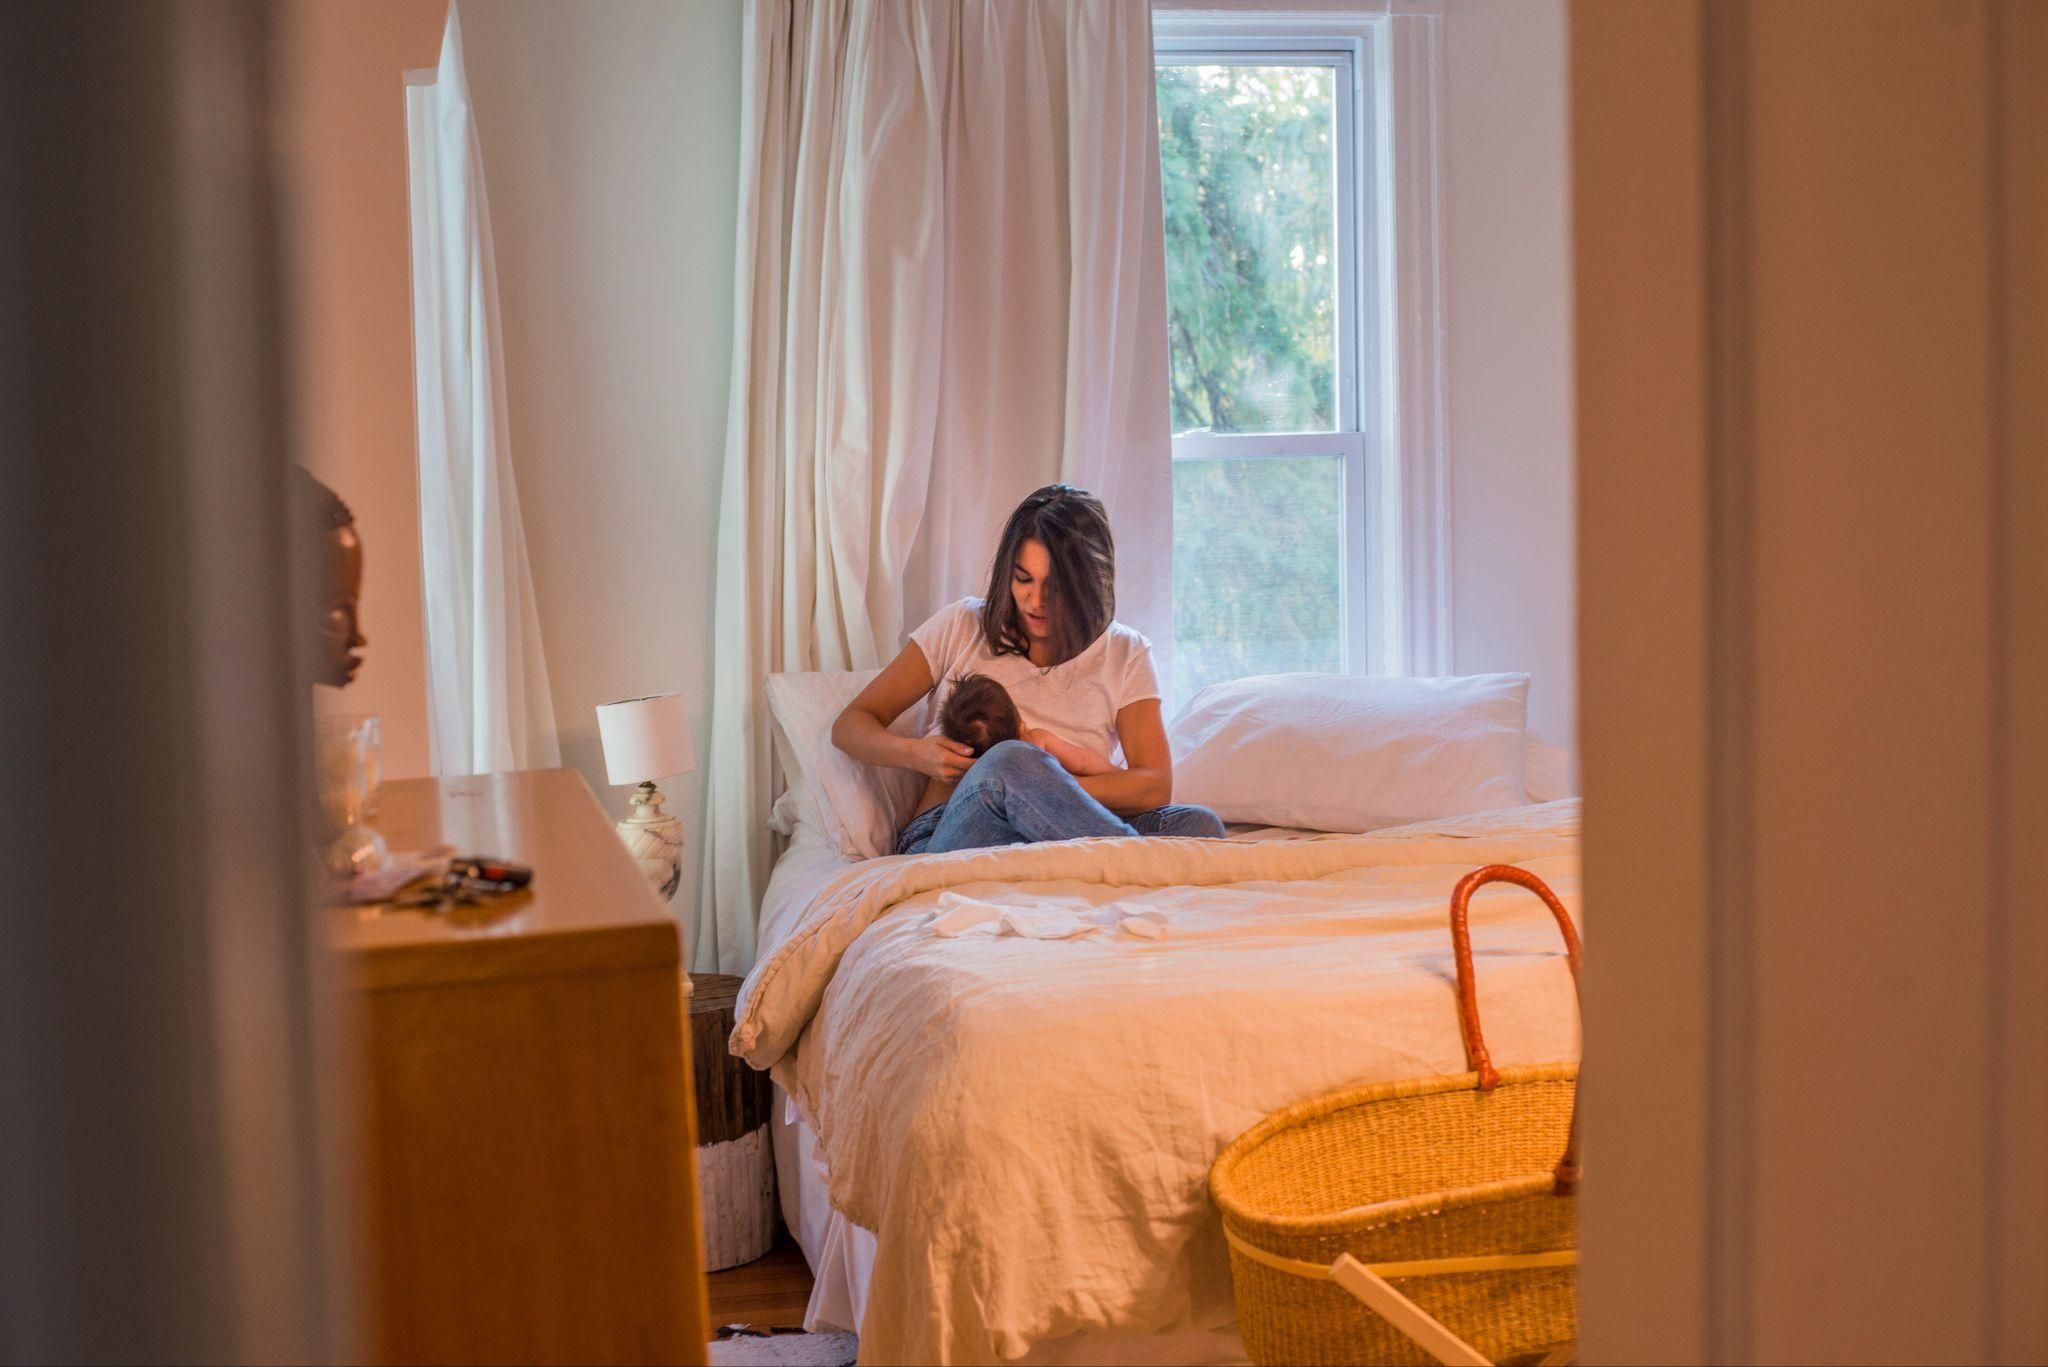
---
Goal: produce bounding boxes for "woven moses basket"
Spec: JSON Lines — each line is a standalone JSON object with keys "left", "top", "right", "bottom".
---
{"left": 1210, "top": 865, "right": 1582, "bottom": 1367}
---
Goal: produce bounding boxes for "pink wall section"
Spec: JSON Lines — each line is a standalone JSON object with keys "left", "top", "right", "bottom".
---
{"left": 267, "top": 0, "right": 742, "bottom": 828}
{"left": 273, "top": 0, "right": 447, "bottom": 778}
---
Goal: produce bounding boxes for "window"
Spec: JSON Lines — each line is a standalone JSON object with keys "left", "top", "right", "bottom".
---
{"left": 1156, "top": 11, "right": 1446, "bottom": 703}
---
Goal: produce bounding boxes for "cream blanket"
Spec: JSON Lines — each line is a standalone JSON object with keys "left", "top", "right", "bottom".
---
{"left": 731, "top": 801, "right": 1583, "bottom": 1365}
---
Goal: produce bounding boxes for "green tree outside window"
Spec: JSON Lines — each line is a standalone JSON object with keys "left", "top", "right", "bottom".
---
{"left": 1160, "top": 63, "right": 1345, "bottom": 702}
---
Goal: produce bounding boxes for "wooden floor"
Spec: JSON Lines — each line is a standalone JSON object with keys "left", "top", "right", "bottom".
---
{"left": 707, "top": 1230, "right": 815, "bottom": 1330}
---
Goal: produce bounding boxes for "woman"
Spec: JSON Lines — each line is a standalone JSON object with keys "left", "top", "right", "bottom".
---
{"left": 833, "top": 484, "right": 1225, "bottom": 855}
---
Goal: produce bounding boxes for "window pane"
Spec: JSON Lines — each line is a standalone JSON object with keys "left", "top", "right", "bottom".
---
{"left": 1172, "top": 455, "right": 1343, "bottom": 701}
{"left": 1157, "top": 63, "right": 1337, "bottom": 436}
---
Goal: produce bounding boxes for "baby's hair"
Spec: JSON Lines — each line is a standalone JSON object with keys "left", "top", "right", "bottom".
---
{"left": 938, "top": 673, "right": 1022, "bottom": 758}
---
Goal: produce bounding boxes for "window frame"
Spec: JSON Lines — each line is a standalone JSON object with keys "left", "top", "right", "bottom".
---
{"left": 1154, "top": 4, "right": 1449, "bottom": 681}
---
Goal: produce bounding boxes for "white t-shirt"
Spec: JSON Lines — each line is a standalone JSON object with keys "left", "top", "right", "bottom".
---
{"left": 908, "top": 598, "right": 1161, "bottom": 764}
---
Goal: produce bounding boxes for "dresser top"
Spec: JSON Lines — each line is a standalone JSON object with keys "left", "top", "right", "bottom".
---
{"left": 329, "top": 768, "right": 681, "bottom": 992}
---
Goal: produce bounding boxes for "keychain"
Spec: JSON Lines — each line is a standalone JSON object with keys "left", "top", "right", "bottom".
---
{"left": 389, "top": 856, "right": 534, "bottom": 913}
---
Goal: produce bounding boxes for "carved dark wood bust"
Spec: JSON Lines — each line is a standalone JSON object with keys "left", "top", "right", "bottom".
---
{"left": 296, "top": 467, "right": 365, "bottom": 688}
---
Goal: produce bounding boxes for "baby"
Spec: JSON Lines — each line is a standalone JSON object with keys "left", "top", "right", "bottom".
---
{"left": 938, "top": 673, "right": 1114, "bottom": 776}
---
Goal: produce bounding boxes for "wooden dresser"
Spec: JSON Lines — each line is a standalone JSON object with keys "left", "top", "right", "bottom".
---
{"left": 329, "top": 769, "right": 709, "bottom": 1366}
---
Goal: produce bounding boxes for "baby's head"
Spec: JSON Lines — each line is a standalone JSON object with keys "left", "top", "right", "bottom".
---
{"left": 939, "top": 673, "right": 1022, "bottom": 757}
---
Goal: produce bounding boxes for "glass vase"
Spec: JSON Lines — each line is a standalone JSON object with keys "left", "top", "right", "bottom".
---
{"left": 315, "top": 713, "right": 387, "bottom": 878}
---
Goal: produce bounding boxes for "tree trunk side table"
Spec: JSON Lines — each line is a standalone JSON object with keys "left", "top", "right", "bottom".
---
{"left": 688, "top": 973, "right": 775, "bottom": 1270}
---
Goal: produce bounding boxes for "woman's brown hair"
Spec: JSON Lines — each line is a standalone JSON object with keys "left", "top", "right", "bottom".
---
{"left": 979, "top": 484, "right": 1115, "bottom": 666}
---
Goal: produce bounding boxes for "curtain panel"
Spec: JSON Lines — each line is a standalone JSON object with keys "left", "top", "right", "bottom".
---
{"left": 405, "top": 3, "right": 561, "bottom": 777}
{"left": 697, "top": 0, "right": 1171, "bottom": 973}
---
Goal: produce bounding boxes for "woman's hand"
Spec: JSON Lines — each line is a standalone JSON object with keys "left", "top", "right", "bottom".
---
{"left": 1023, "top": 727, "right": 1116, "bottom": 777}
{"left": 834, "top": 643, "right": 951, "bottom": 777}
{"left": 910, "top": 734, "right": 977, "bottom": 783}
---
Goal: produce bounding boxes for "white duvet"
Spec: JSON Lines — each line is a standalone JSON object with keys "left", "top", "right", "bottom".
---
{"left": 731, "top": 800, "right": 1584, "bottom": 1365}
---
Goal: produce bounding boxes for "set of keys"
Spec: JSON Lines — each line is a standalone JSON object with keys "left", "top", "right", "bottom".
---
{"left": 389, "top": 856, "right": 535, "bottom": 913}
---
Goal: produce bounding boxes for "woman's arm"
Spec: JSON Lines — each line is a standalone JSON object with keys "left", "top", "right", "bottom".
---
{"left": 831, "top": 642, "right": 975, "bottom": 784}
{"left": 1023, "top": 726, "right": 1116, "bottom": 777}
{"left": 1077, "top": 698, "right": 1172, "bottom": 815}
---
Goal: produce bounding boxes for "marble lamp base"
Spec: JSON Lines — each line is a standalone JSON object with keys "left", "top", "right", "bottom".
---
{"left": 616, "top": 780, "right": 684, "bottom": 901}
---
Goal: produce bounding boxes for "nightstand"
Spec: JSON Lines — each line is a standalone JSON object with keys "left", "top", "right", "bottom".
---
{"left": 688, "top": 973, "right": 775, "bottom": 1270}
{"left": 330, "top": 769, "right": 709, "bottom": 1365}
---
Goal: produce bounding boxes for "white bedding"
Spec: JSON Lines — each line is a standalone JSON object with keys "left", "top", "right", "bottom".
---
{"left": 757, "top": 819, "right": 1357, "bottom": 956}
{"left": 762, "top": 823, "right": 1284, "bottom": 1362}
{"left": 737, "top": 801, "right": 1583, "bottom": 1365}
{"left": 759, "top": 820, "right": 862, "bottom": 952}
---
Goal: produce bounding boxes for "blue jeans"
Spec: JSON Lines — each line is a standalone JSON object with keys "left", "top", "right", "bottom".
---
{"left": 894, "top": 739, "right": 1226, "bottom": 855}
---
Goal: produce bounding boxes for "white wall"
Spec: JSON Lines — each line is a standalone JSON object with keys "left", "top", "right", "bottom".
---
{"left": 275, "top": 0, "right": 447, "bottom": 779}
{"left": 1441, "top": 0, "right": 1577, "bottom": 762}
{"left": 458, "top": 0, "right": 742, "bottom": 939}
{"left": 283, "top": 0, "right": 1565, "bottom": 951}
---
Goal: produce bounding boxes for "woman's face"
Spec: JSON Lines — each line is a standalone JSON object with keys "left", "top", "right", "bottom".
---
{"left": 321, "top": 524, "right": 366, "bottom": 688}
{"left": 1009, "top": 537, "right": 1054, "bottom": 641}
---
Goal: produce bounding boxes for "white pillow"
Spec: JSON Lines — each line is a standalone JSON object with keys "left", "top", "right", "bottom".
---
{"left": 1168, "top": 672, "right": 1531, "bottom": 833}
{"left": 764, "top": 669, "right": 928, "bottom": 859}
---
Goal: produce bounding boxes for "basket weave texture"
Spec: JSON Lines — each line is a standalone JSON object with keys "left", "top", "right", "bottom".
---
{"left": 1212, "top": 1066, "right": 1577, "bottom": 1365}
{"left": 1210, "top": 865, "right": 1581, "bottom": 1366}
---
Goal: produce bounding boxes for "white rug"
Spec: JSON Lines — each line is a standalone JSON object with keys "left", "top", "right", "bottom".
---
{"left": 709, "top": 1331, "right": 859, "bottom": 1366}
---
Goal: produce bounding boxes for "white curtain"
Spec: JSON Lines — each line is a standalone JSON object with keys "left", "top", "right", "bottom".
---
{"left": 697, "top": 0, "right": 1171, "bottom": 973}
{"left": 405, "top": 3, "right": 560, "bottom": 776}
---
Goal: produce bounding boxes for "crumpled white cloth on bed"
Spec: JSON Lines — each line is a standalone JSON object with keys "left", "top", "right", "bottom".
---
{"left": 928, "top": 890, "right": 1169, "bottom": 940}
{"left": 731, "top": 800, "right": 1583, "bottom": 1366}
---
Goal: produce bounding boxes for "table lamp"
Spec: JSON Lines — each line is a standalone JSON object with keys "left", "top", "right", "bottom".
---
{"left": 595, "top": 692, "right": 695, "bottom": 901}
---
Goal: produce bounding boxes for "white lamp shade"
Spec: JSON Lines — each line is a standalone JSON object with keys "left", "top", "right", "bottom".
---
{"left": 595, "top": 692, "right": 695, "bottom": 785}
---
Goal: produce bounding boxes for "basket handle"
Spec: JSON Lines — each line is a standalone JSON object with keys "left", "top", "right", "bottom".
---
{"left": 1449, "top": 864, "right": 1583, "bottom": 1194}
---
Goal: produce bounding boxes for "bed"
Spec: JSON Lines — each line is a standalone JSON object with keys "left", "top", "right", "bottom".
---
{"left": 733, "top": 797, "right": 1583, "bottom": 1365}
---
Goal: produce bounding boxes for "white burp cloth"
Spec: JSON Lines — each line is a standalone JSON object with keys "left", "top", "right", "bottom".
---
{"left": 1117, "top": 908, "right": 1167, "bottom": 939}
{"left": 928, "top": 891, "right": 1005, "bottom": 936}
{"left": 927, "top": 891, "right": 1169, "bottom": 940}
{"left": 998, "top": 909, "right": 1097, "bottom": 940}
